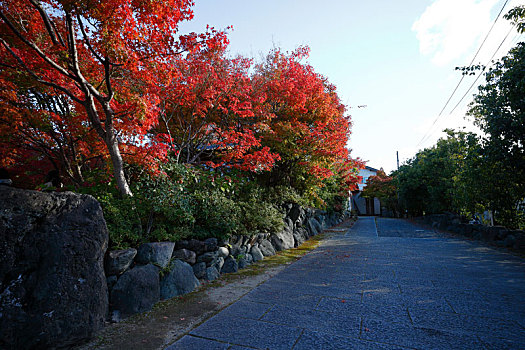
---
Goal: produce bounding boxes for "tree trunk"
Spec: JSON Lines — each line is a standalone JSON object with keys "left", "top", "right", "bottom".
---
{"left": 84, "top": 96, "right": 133, "bottom": 197}
{"left": 105, "top": 133, "right": 133, "bottom": 197}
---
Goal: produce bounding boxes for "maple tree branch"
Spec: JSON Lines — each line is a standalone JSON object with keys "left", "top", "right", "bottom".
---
{"left": 28, "top": 0, "right": 62, "bottom": 47}
{"left": 76, "top": 13, "right": 105, "bottom": 64}
{"left": 104, "top": 58, "right": 114, "bottom": 102}
{"left": 65, "top": 13, "right": 81, "bottom": 76}
{"left": 0, "top": 38, "right": 83, "bottom": 104}
{"left": 0, "top": 10, "right": 77, "bottom": 81}
{"left": 49, "top": 17, "right": 66, "bottom": 47}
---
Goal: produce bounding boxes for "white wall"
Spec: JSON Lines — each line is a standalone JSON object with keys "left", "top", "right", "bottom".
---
{"left": 358, "top": 167, "right": 377, "bottom": 191}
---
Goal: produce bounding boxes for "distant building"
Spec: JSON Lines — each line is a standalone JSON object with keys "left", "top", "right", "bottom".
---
{"left": 350, "top": 166, "right": 381, "bottom": 216}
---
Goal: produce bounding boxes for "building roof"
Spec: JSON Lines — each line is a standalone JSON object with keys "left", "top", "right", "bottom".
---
{"left": 365, "top": 165, "right": 379, "bottom": 172}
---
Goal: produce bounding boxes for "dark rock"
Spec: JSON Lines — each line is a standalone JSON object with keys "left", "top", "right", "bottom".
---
{"left": 107, "top": 275, "right": 118, "bottom": 293}
{"left": 111, "top": 264, "right": 159, "bottom": 319}
{"left": 289, "top": 204, "right": 303, "bottom": 224}
{"left": 212, "top": 256, "right": 225, "bottom": 273}
{"left": 238, "top": 257, "right": 249, "bottom": 270}
{"left": 495, "top": 240, "right": 506, "bottom": 247}
{"left": 204, "top": 238, "right": 218, "bottom": 252}
{"left": 172, "top": 248, "right": 197, "bottom": 265}
{"left": 230, "top": 245, "right": 247, "bottom": 257}
{"left": 177, "top": 239, "right": 206, "bottom": 256}
{"left": 197, "top": 251, "right": 218, "bottom": 266}
{"left": 192, "top": 262, "right": 207, "bottom": 279}
{"left": 175, "top": 240, "right": 188, "bottom": 250}
{"left": 283, "top": 203, "right": 293, "bottom": 215}
{"left": 316, "top": 214, "right": 326, "bottom": 229}
{"left": 259, "top": 239, "right": 276, "bottom": 257}
{"left": 293, "top": 227, "right": 308, "bottom": 247}
{"left": 503, "top": 235, "right": 516, "bottom": 248}
{"left": 0, "top": 187, "right": 108, "bottom": 349}
{"left": 221, "top": 256, "right": 239, "bottom": 274}
{"left": 462, "top": 224, "right": 474, "bottom": 235}
{"left": 284, "top": 217, "right": 294, "bottom": 231}
{"left": 160, "top": 260, "right": 200, "bottom": 300}
{"left": 514, "top": 231, "right": 525, "bottom": 250}
{"left": 307, "top": 217, "right": 322, "bottom": 236}
{"left": 481, "top": 226, "right": 505, "bottom": 242}
{"left": 217, "top": 246, "right": 229, "bottom": 258}
{"left": 259, "top": 232, "right": 271, "bottom": 243}
{"left": 250, "top": 245, "right": 264, "bottom": 262}
{"left": 206, "top": 266, "right": 220, "bottom": 281}
{"left": 229, "top": 235, "right": 241, "bottom": 246}
{"left": 497, "top": 229, "right": 510, "bottom": 240}
{"left": 270, "top": 229, "right": 294, "bottom": 251}
{"left": 105, "top": 248, "right": 137, "bottom": 276}
{"left": 136, "top": 242, "right": 175, "bottom": 268}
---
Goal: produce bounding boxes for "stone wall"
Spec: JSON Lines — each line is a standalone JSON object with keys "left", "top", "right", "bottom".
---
{"left": 0, "top": 185, "right": 350, "bottom": 348}
{"left": 415, "top": 213, "right": 525, "bottom": 251}
{"left": 105, "top": 203, "right": 348, "bottom": 321}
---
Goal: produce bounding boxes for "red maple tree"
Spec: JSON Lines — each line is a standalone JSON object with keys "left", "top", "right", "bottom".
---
{"left": 0, "top": 0, "right": 225, "bottom": 195}
{"left": 152, "top": 43, "right": 279, "bottom": 172}
{"left": 253, "top": 47, "right": 360, "bottom": 195}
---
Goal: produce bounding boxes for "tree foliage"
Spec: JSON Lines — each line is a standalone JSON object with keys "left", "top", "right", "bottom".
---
{"left": 362, "top": 169, "right": 398, "bottom": 216}
{"left": 0, "top": 2, "right": 362, "bottom": 247}
{"left": 253, "top": 47, "right": 362, "bottom": 205}
{"left": 0, "top": 0, "right": 225, "bottom": 195}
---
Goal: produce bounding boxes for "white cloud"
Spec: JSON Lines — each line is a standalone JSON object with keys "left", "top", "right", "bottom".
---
{"left": 413, "top": 0, "right": 501, "bottom": 66}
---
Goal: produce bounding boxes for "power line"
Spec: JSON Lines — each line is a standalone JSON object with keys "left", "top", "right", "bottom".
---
{"left": 439, "top": 0, "right": 510, "bottom": 116}
{"left": 416, "top": 0, "right": 510, "bottom": 148}
{"left": 447, "top": 25, "right": 516, "bottom": 116}
{"left": 418, "top": 25, "right": 516, "bottom": 148}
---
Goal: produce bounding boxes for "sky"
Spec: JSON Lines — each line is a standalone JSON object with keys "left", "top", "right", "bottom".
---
{"left": 179, "top": 0, "right": 525, "bottom": 173}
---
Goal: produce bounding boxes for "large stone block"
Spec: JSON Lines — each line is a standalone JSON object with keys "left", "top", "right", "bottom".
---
{"left": 221, "top": 256, "right": 239, "bottom": 274}
{"left": 105, "top": 248, "right": 137, "bottom": 276}
{"left": 176, "top": 239, "right": 206, "bottom": 256}
{"left": 250, "top": 245, "right": 264, "bottom": 262}
{"left": 307, "top": 217, "right": 323, "bottom": 236}
{"left": 197, "top": 251, "right": 218, "bottom": 266}
{"left": 160, "top": 260, "right": 200, "bottom": 300}
{"left": 111, "top": 264, "right": 160, "bottom": 319}
{"left": 204, "top": 237, "right": 218, "bottom": 252}
{"left": 481, "top": 226, "right": 506, "bottom": 242}
{"left": 0, "top": 187, "right": 108, "bottom": 349}
{"left": 259, "top": 239, "right": 276, "bottom": 257}
{"left": 288, "top": 204, "right": 305, "bottom": 225}
{"left": 172, "top": 248, "right": 196, "bottom": 265}
{"left": 136, "top": 242, "right": 175, "bottom": 268}
{"left": 192, "top": 262, "right": 207, "bottom": 279}
{"left": 270, "top": 229, "right": 294, "bottom": 251}
{"left": 205, "top": 266, "right": 220, "bottom": 281}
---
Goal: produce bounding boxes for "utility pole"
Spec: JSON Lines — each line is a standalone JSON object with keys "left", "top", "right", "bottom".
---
{"left": 396, "top": 151, "right": 399, "bottom": 170}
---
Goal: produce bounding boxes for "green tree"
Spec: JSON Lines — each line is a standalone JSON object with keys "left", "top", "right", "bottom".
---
{"left": 467, "top": 40, "right": 525, "bottom": 228}
{"left": 396, "top": 130, "right": 470, "bottom": 216}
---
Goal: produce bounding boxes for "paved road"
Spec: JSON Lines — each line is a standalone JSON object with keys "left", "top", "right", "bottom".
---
{"left": 166, "top": 217, "right": 525, "bottom": 350}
